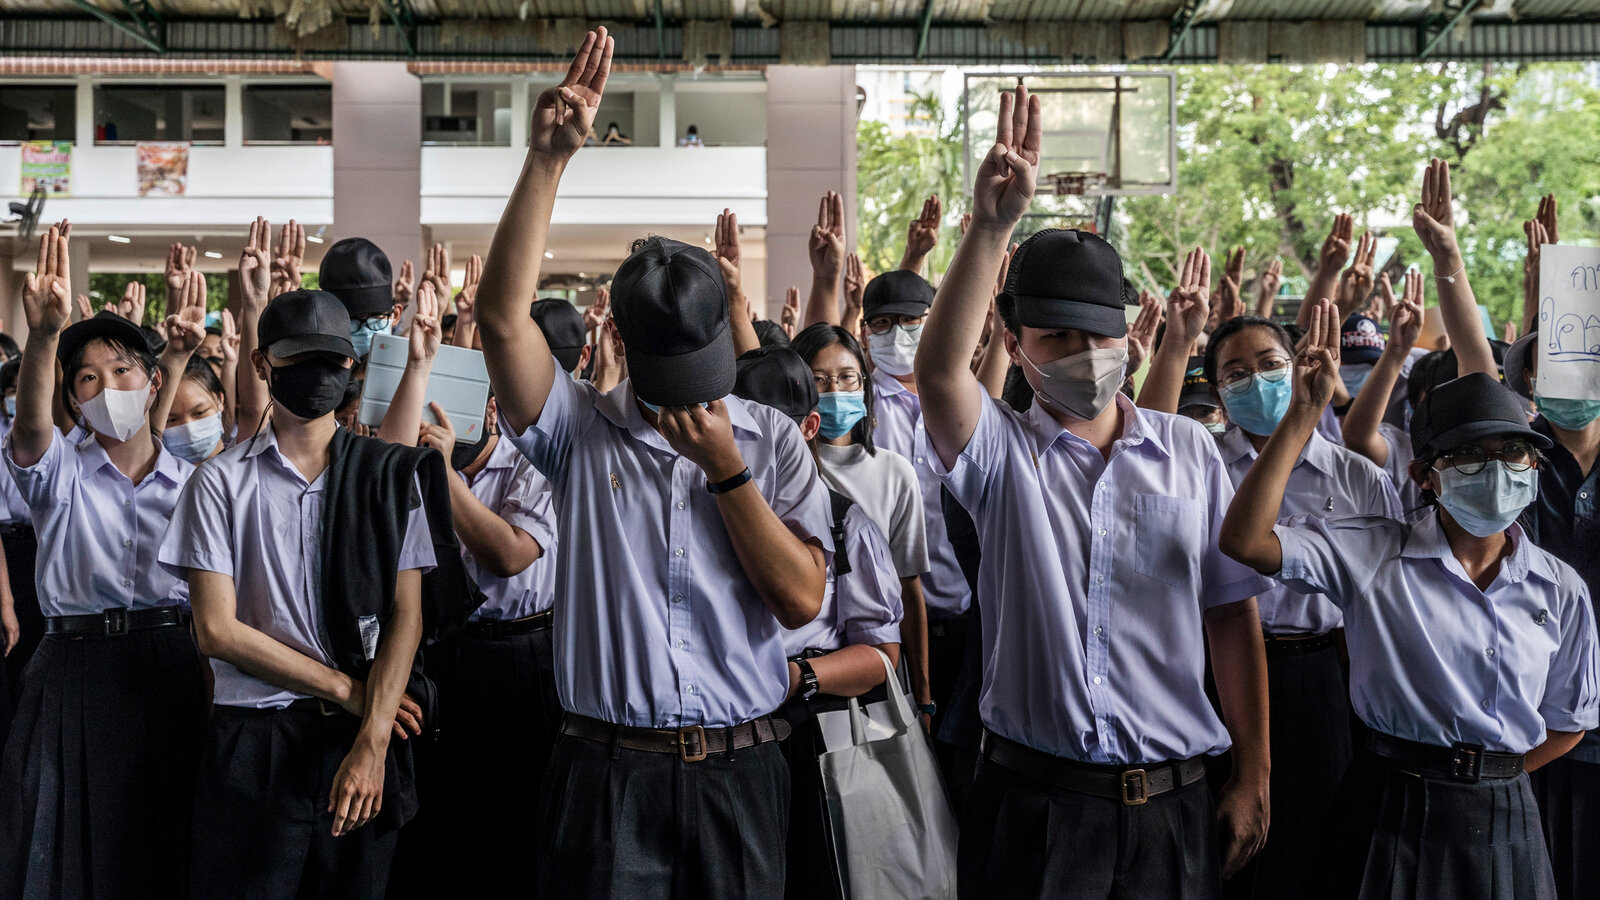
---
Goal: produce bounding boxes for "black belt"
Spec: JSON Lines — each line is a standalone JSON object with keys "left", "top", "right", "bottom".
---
{"left": 1370, "top": 732, "right": 1525, "bottom": 783}
{"left": 287, "top": 697, "right": 349, "bottom": 717}
{"left": 562, "top": 712, "right": 790, "bottom": 763}
{"left": 928, "top": 613, "right": 970, "bottom": 641}
{"left": 1263, "top": 630, "right": 1336, "bottom": 656}
{"left": 463, "top": 610, "right": 551, "bottom": 638}
{"left": 981, "top": 730, "right": 1208, "bottom": 806}
{"left": 45, "top": 606, "right": 186, "bottom": 637}
{"left": 0, "top": 521, "right": 31, "bottom": 537}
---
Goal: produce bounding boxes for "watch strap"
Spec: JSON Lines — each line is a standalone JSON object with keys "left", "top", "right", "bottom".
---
{"left": 707, "top": 467, "right": 753, "bottom": 495}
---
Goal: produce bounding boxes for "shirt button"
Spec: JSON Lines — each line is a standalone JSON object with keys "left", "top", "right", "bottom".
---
{"left": 673, "top": 548, "right": 684, "bottom": 557}
{"left": 123, "top": 500, "right": 131, "bottom": 508}
{"left": 1098, "top": 482, "right": 1106, "bottom": 491}
{"left": 122, "top": 539, "right": 132, "bottom": 548}
{"left": 1482, "top": 700, "right": 1492, "bottom": 709}
{"left": 676, "top": 501, "right": 685, "bottom": 510}
{"left": 1098, "top": 528, "right": 1107, "bottom": 536}
{"left": 916, "top": 457, "right": 924, "bottom": 464}
{"left": 684, "top": 684, "right": 696, "bottom": 695}
{"left": 1095, "top": 575, "right": 1104, "bottom": 585}
{"left": 1092, "top": 676, "right": 1103, "bottom": 685}
{"left": 671, "top": 594, "right": 683, "bottom": 604}
{"left": 1582, "top": 492, "right": 1590, "bottom": 500}
{"left": 1093, "top": 626, "right": 1104, "bottom": 636}
{"left": 121, "top": 579, "right": 131, "bottom": 588}
{"left": 675, "top": 639, "right": 686, "bottom": 649}
{"left": 1486, "top": 648, "right": 1496, "bottom": 657}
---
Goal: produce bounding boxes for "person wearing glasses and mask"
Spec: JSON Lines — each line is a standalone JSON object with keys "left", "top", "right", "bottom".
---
{"left": 916, "top": 87, "right": 1273, "bottom": 897}
{"left": 1221, "top": 299, "right": 1599, "bottom": 900}
{"left": 320, "top": 237, "right": 400, "bottom": 359}
{"left": 1199, "top": 314, "right": 1399, "bottom": 899}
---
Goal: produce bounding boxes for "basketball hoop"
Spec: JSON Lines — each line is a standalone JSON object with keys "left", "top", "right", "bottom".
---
{"left": 1046, "top": 171, "right": 1108, "bottom": 196}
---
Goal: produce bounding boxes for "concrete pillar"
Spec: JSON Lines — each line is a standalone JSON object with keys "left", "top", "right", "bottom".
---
{"left": 329, "top": 63, "right": 423, "bottom": 276}
{"left": 75, "top": 75, "right": 93, "bottom": 143}
{"left": 224, "top": 76, "right": 243, "bottom": 148}
{"left": 763, "top": 66, "right": 857, "bottom": 319}
{"left": 0, "top": 255, "right": 24, "bottom": 344}
{"left": 658, "top": 74, "right": 676, "bottom": 149}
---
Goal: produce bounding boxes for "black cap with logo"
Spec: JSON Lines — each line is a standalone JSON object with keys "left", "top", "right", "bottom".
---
{"left": 733, "top": 346, "right": 819, "bottom": 424}
{"left": 609, "top": 237, "right": 734, "bottom": 407}
{"left": 1179, "top": 355, "right": 1219, "bottom": 409}
{"left": 862, "top": 270, "right": 934, "bottom": 321}
{"left": 999, "top": 228, "right": 1132, "bottom": 338}
{"left": 1410, "top": 372, "right": 1550, "bottom": 454}
{"left": 1341, "top": 314, "right": 1386, "bottom": 365}
{"left": 319, "top": 237, "right": 394, "bottom": 319}
{"left": 257, "top": 290, "right": 358, "bottom": 361}
{"left": 530, "top": 298, "right": 586, "bottom": 373}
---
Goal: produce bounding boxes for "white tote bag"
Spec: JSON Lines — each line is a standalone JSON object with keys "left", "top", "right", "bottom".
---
{"left": 815, "top": 648, "right": 959, "bottom": 900}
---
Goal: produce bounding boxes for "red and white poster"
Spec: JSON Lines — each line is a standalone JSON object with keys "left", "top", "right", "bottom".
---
{"left": 136, "top": 141, "right": 189, "bottom": 196}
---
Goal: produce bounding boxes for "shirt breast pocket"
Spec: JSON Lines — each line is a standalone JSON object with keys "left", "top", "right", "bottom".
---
{"left": 1132, "top": 493, "right": 1207, "bottom": 592}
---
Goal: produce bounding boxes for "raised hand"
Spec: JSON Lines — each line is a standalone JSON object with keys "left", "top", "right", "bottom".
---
{"left": 1537, "top": 193, "right": 1559, "bottom": 245}
{"left": 410, "top": 281, "right": 442, "bottom": 366}
{"left": 843, "top": 253, "right": 866, "bottom": 332}
{"left": 423, "top": 243, "right": 452, "bottom": 303}
{"left": 220, "top": 309, "right": 240, "bottom": 364}
{"left": 270, "top": 220, "right": 305, "bottom": 298}
{"left": 1164, "top": 246, "right": 1211, "bottom": 350}
{"left": 1338, "top": 231, "right": 1376, "bottom": 315}
{"left": 114, "top": 281, "right": 147, "bottom": 325}
{"left": 418, "top": 402, "right": 458, "bottom": 461}
{"left": 715, "top": 208, "right": 743, "bottom": 271}
{"left": 164, "top": 270, "right": 209, "bottom": 357}
{"left": 24, "top": 221, "right": 72, "bottom": 335}
{"left": 1412, "top": 158, "right": 1460, "bottom": 262}
{"left": 1373, "top": 272, "right": 1397, "bottom": 321}
{"left": 782, "top": 286, "right": 800, "bottom": 337}
{"left": 971, "top": 84, "right": 1042, "bottom": 231}
{"left": 165, "top": 241, "right": 196, "bottom": 305}
{"left": 1255, "top": 257, "right": 1283, "bottom": 316}
{"left": 809, "top": 191, "right": 846, "bottom": 282}
{"left": 240, "top": 217, "right": 272, "bottom": 311}
{"left": 1319, "top": 214, "right": 1354, "bottom": 274}
{"left": 529, "top": 26, "right": 614, "bottom": 159}
{"left": 75, "top": 294, "right": 92, "bottom": 322}
{"left": 658, "top": 400, "right": 744, "bottom": 482}
{"left": 1524, "top": 217, "right": 1549, "bottom": 284}
{"left": 583, "top": 286, "right": 610, "bottom": 333}
{"left": 1126, "top": 289, "right": 1165, "bottom": 376}
{"left": 1385, "top": 270, "right": 1425, "bottom": 356}
{"left": 1293, "top": 297, "right": 1342, "bottom": 413}
{"left": 959, "top": 212, "right": 972, "bottom": 236}
{"left": 1216, "top": 246, "right": 1245, "bottom": 320}
{"left": 904, "top": 193, "right": 942, "bottom": 262}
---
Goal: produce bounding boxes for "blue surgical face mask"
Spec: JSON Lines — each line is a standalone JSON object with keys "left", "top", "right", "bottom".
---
{"left": 1220, "top": 371, "right": 1293, "bottom": 436}
{"left": 1535, "top": 393, "right": 1600, "bottom": 431}
{"left": 1340, "top": 364, "right": 1371, "bottom": 398}
{"left": 349, "top": 316, "right": 390, "bottom": 358}
{"left": 1436, "top": 460, "right": 1539, "bottom": 538}
{"left": 817, "top": 390, "right": 867, "bottom": 440}
{"left": 3, "top": 396, "right": 13, "bottom": 419}
{"left": 162, "top": 412, "right": 224, "bottom": 463}
{"left": 1204, "top": 421, "right": 1227, "bottom": 435}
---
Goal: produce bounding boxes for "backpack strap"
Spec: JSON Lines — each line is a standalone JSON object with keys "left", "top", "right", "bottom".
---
{"left": 827, "top": 489, "right": 854, "bottom": 578}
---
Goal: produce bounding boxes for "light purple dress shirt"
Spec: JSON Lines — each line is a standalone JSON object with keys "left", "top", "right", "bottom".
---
{"left": 873, "top": 376, "right": 972, "bottom": 618}
{"left": 1218, "top": 426, "right": 1401, "bottom": 634}
{"left": 5, "top": 428, "right": 191, "bottom": 616}
{"left": 460, "top": 435, "right": 557, "bottom": 621}
{"left": 158, "top": 427, "right": 436, "bottom": 709}
{"left": 504, "top": 372, "right": 835, "bottom": 729}
{"left": 783, "top": 501, "right": 903, "bottom": 657}
{"left": 922, "top": 388, "right": 1272, "bottom": 764}
{"left": 1274, "top": 509, "right": 1599, "bottom": 753}
{"left": 0, "top": 418, "right": 32, "bottom": 524}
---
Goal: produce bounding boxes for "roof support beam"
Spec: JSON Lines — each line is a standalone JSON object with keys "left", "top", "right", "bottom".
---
{"left": 915, "top": 0, "right": 935, "bottom": 60}
{"left": 1419, "top": 0, "right": 1483, "bottom": 59}
{"left": 64, "top": 0, "right": 164, "bottom": 54}
{"left": 1164, "top": 0, "right": 1203, "bottom": 61}
{"left": 655, "top": 0, "right": 666, "bottom": 59}
{"left": 375, "top": 0, "right": 418, "bottom": 58}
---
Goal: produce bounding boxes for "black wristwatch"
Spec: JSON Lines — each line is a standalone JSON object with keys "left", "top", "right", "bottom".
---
{"left": 796, "top": 658, "right": 821, "bottom": 701}
{"left": 707, "top": 467, "right": 753, "bottom": 495}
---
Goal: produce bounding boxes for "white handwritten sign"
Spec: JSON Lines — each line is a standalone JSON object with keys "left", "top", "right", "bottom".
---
{"left": 1537, "top": 244, "right": 1600, "bottom": 400}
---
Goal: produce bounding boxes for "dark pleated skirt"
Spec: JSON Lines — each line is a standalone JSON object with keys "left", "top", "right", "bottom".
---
{"left": 1227, "top": 643, "right": 1354, "bottom": 899}
{"left": 0, "top": 626, "right": 208, "bottom": 900}
{"left": 1319, "top": 749, "right": 1556, "bottom": 900}
{"left": 0, "top": 526, "right": 42, "bottom": 744}
{"left": 1528, "top": 755, "right": 1600, "bottom": 900}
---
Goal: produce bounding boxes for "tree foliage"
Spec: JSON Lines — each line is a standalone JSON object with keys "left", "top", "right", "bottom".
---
{"left": 855, "top": 93, "right": 965, "bottom": 277}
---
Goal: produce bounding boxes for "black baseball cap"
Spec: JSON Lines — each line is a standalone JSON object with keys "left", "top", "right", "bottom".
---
{"left": 862, "top": 270, "right": 934, "bottom": 320}
{"left": 610, "top": 237, "right": 734, "bottom": 407}
{"left": 257, "top": 290, "right": 358, "bottom": 360}
{"left": 1178, "top": 355, "right": 1219, "bottom": 409}
{"left": 1410, "top": 372, "right": 1550, "bottom": 455}
{"left": 1000, "top": 229, "right": 1132, "bottom": 338}
{"left": 733, "top": 346, "right": 818, "bottom": 424}
{"left": 530, "top": 298, "right": 586, "bottom": 373}
{"left": 1504, "top": 332, "right": 1536, "bottom": 399}
{"left": 753, "top": 318, "right": 790, "bottom": 348}
{"left": 56, "top": 310, "right": 151, "bottom": 368}
{"left": 319, "top": 237, "right": 394, "bottom": 319}
{"left": 1341, "top": 314, "right": 1385, "bottom": 365}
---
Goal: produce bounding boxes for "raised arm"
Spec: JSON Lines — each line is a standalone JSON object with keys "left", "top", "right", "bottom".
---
{"left": 803, "top": 191, "right": 845, "bottom": 328}
{"left": 1342, "top": 271, "right": 1422, "bottom": 467}
{"left": 1123, "top": 287, "right": 1164, "bottom": 386}
{"left": 477, "top": 28, "right": 612, "bottom": 434}
{"left": 1521, "top": 196, "right": 1556, "bottom": 338}
{"left": 14, "top": 222, "right": 72, "bottom": 468}
{"left": 151, "top": 271, "right": 208, "bottom": 436}
{"left": 900, "top": 193, "right": 942, "bottom": 276}
{"left": 418, "top": 404, "right": 543, "bottom": 578}
{"left": 974, "top": 244, "right": 1018, "bottom": 399}
{"left": 714, "top": 209, "right": 760, "bottom": 355}
{"left": 1413, "top": 158, "right": 1495, "bottom": 378}
{"left": 1335, "top": 231, "right": 1376, "bottom": 319}
{"left": 218, "top": 310, "right": 239, "bottom": 434}
{"left": 1299, "top": 214, "right": 1352, "bottom": 331}
{"left": 236, "top": 218, "right": 273, "bottom": 433}
{"left": 450, "top": 253, "right": 481, "bottom": 349}
{"left": 1137, "top": 247, "right": 1209, "bottom": 414}
{"left": 1254, "top": 258, "right": 1283, "bottom": 318}
{"left": 376, "top": 282, "right": 442, "bottom": 445}
{"left": 1220, "top": 298, "right": 1342, "bottom": 573}
{"left": 917, "top": 85, "right": 1040, "bottom": 467}
{"left": 165, "top": 241, "right": 197, "bottom": 315}
{"left": 269, "top": 220, "right": 305, "bottom": 299}
{"left": 841, "top": 252, "right": 866, "bottom": 338}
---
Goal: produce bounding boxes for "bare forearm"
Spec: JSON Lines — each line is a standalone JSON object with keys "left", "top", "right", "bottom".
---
{"left": 201, "top": 615, "right": 354, "bottom": 706}
{"left": 150, "top": 352, "right": 189, "bottom": 437}
{"left": 1526, "top": 730, "right": 1584, "bottom": 772}
{"left": 356, "top": 572, "right": 422, "bottom": 748}
{"left": 221, "top": 358, "right": 239, "bottom": 434}
{"left": 1340, "top": 350, "right": 1405, "bottom": 466}
{"left": 917, "top": 225, "right": 1009, "bottom": 463}
{"left": 714, "top": 483, "right": 825, "bottom": 628}
{"left": 15, "top": 330, "right": 61, "bottom": 465}
{"left": 730, "top": 288, "right": 760, "bottom": 356}
{"left": 1299, "top": 271, "right": 1339, "bottom": 330}
{"left": 900, "top": 576, "right": 931, "bottom": 703}
{"left": 593, "top": 364, "right": 623, "bottom": 393}
{"left": 1220, "top": 406, "right": 1319, "bottom": 572}
{"left": 1206, "top": 599, "right": 1270, "bottom": 784}
{"left": 975, "top": 326, "right": 1009, "bottom": 399}
{"left": 802, "top": 643, "right": 899, "bottom": 698}
{"left": 804, "top": 275, "right": 840, "bottom": 328}
{"left": 376, "top": 361, "right": 432, "bottom": 445}
{"left": 899, "top": 249, "right": 929, "bottom": 275}
{"left": 1431, "top": 249, "right": 1496, "bottom": 377}
{"left": 1137, "top": 339, "right": 1189, "bottom": 414}
{"left": 451, "top": 321, "right": 477, "bottom": 349}
{"left": 448, "top": 475, "right": 542, "bottom": 577}
{"left": 237, "top": 305, "right": 269, "bottom": 432}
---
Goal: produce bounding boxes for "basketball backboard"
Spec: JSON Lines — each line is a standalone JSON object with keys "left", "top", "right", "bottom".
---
{"left": 962, "top": 71, "right": 1177, "bottom": 199}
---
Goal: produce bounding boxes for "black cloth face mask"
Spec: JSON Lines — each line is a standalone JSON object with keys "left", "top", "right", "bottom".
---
{"left": 270, "top": 357, "right": 351, "bottom": 420}
{"left": 451, "top": 430, "right": 491, "bottom": 470}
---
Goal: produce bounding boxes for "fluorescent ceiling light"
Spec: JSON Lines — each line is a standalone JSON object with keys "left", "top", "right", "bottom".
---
{"left": 107, "top": 235, "right": 131, "bottom": 243}
{"left": 204, "top": 251, "right": 223, "bottom": 259}
{"left": 544, "top": 251, "right": 554, "bottom": 259}
{"left": 306, "top": 235, "right": 324, "bottom": 244}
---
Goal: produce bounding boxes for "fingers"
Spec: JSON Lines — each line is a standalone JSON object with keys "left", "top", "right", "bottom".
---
{"left": 831, "top": 190, "right": 845, "bottom": 237}
{"left": 561, "top": 29, "right": 599, "bottom": 86}
{"left": 293, "top": 220, "right": 305, "bottom": 259}
{"left": 430, "top": 402, "right": 453, "bottom": 431}
{"left": 817, "top": 193, "right": 829, "bottom": 231}
{"left": 995, "top": 88, "right": 1014, "bottom": 152}
{"left": 1011, "top": 83, "right": 1030, "bottom": 154}
{"left": 331, "top": 785, "right": 355, "bottom": 836}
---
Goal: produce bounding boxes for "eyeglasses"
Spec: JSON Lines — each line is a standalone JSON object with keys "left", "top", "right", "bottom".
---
{"left": 864, "top": 314, "right": 927, "bottom": 336}
{"left": 1219, "top": 357, "right": 1291, "bottom": 394}
{"left": 814, "top": 371, "right": 863, "bottom": 391}
{"left": 1435, "top": 441, "right": 1538, "bottom": 476}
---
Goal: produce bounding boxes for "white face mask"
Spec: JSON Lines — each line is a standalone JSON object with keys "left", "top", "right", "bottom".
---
{"left": 867, "top": 323, "right": 923, "bottom": 377}
{"left": 1019, "top": 346, "right": 1128, "bottom": 421}
{"left": 1436, "top": 461, "right": 1539, "bottom": 538}
{"left": 77, "top": 379, "right": 153, "bottom": 443}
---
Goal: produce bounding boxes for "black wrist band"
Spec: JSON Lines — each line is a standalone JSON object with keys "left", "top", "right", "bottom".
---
{"left": 707, "top": 467, "right": 752, "bottom": 495}
{"left": 796, "top": 658, "right": 821, "bottom": 701}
